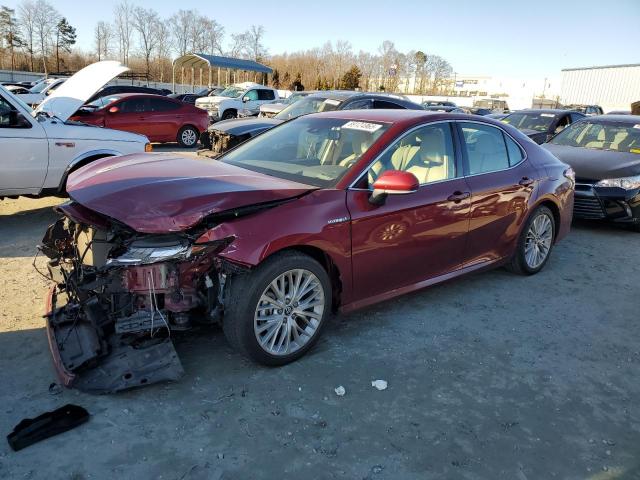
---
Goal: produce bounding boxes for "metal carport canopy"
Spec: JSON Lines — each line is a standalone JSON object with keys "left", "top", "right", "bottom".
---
{"left": 172, "top": 53, "right": 273, "bottom": 91}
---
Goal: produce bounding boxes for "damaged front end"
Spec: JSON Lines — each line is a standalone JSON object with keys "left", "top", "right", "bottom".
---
{"left": 41, "top": 203, "right": 234, "bottom": 393}
{"left": 199, "top": 128, "right": 251, "bottom": 158}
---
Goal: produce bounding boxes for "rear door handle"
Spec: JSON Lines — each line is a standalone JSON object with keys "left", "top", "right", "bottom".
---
{"left": 519, "top": 177, "right": 535, "bottom": 186}
{"left": 447, "top": 191, "right": 470, "bottom": 203}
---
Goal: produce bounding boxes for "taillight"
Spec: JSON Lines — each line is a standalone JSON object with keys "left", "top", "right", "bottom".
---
{"left": 145, "top": 143, "right": 153, "bottom": 152}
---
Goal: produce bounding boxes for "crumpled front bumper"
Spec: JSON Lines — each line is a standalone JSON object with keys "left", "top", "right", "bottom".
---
{"left": 44, "top": 285, "right": 76, "bottom": 388}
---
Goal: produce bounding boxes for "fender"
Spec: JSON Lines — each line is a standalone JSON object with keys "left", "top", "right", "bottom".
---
{"left": 57, "top": 148, "right": 122, "bottom": 192}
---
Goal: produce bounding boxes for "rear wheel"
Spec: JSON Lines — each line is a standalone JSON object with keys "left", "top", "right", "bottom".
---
{"left": 177, "top": 125, "right": 198, "bottom": 148}
{"left": 223, "top": 251, "right": 331, "bottom": 366}
{"left": 507, "top": 205, "right": 555, "bottom": 275}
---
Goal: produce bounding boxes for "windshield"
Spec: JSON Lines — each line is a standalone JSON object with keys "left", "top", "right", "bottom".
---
{"left": 29, "top": 79, "right": 55, "bottom": 94}
{"left": 502, "top": 112, "right": 556, "bottom": 132}
{"left": 221, "top": 116, "right": 389, "bottom": 187}
{"left": 275, "top": 97, "right": 342, "bottom": 121}
{"left": 218, "top": 86, "right": 244, "bottom": 98}
{"left": 549, "top": 121, "right": 640, "bottom": 153}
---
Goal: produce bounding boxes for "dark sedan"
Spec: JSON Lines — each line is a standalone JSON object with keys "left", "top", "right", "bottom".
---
{"left": 423, "top": 105, "right": 469, "bottom": 113}
{"left": 502, "top": 109, "right": 586, "bottom": 144}
{"left": 170, "top": 87, "right": 224, "bottom": 105}
{"left": 199, "top": 91, "right": 423, "bottom": 156}
{"left": 85, "top": 85, "right": 170, "bottom": 106}
{"left": 542, "top": 115, "right": 640, "bottom": 230}
{"left": 42, "top": 110, "right": 573, "bottom": 392}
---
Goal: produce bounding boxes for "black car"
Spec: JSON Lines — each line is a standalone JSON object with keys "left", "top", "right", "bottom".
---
{"left": 199, "top": 91, "right": 423, "bottom": 156}
{"left": 501, "top": 109, "right": 586, "bottom": 144}
{"left": 86, "top": 85, "right": 170, "bottom": 106}
{"left": 564, "top": 104, "right": 604, "bottom": 116}
{"left": 170, "top": 87, "right": 224, "bottom": 105}
{"left": 542, "top": 115, "right": 640, "bottom": 230}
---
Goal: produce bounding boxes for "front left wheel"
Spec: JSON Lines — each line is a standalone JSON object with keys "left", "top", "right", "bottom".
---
{"left": 223, "top": 251, "right": 332, "bottom": 366}
{"left": 177, "top": 125, "right": 199, "bottom": 148}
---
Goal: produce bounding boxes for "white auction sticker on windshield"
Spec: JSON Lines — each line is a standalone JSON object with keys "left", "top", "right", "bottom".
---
{"left": 324, "top": 99, "right": 340, "bottom": 106}
{"left": 540, "top": 113, "right": 555, "bottom": 117}
{"left": 343, "top": 121, "right": 383, "bottom": 132}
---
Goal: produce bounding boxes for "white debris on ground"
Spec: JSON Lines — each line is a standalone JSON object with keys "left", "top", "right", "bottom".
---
{"left": 334, "top": 386, "right": 346, "bottom": 396}
{"left": 371, "top": 380, "right": 388, "bottom": 391}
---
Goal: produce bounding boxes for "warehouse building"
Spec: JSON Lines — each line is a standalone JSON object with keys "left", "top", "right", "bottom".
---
{"left": 560, "top": 64, "right": 640, "bottom": 113}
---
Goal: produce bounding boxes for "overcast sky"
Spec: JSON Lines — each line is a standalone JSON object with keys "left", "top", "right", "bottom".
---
{"left": 3, "top": 0, "right": 639, "bottom": 77}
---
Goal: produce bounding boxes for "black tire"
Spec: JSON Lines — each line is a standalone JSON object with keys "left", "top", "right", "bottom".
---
{"left": 177, "top": 125, "right": 199, "bottom": 148}
{"left": 507, "top": 205, "right": 556, "bottom": 275}
{"left": 221, "top": 109, "right": 237, "bottom": 120}
{"left": 223, "top": 251, "right": 332, "bottom": 366}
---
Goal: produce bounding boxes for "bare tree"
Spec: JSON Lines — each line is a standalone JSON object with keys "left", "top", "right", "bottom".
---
{"left": 94, "top": 21, "right": 112, "bottom": 61}
{"left": 18, "top": 0, "right": 37, "bottom": 71}
{"left": 154, "top": 20, "right": 172, "bottom": 82}
{"left": 230, "top": 25, "right": 267, "bottom": 61}
{"left": 169, "top": 10, "right": 196, "bottom": 57}
{"left": 114, "top": 0, "right": 133, "bottom": 64}
{"left": 33, "top": 0, "right": 59, "bottom": 74}
{"left": 132, "top": 6, "right": 159, "bottom": 78}
{"left": 202, "top": 18, "right": 224, "bottom": 56}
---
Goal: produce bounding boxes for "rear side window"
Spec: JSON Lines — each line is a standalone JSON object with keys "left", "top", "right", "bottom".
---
{"left": 460, "top": 122, "right": 511, "bottom": 175}
{"left": 257, "top": 89, "right": 275, "bottom": 100}
{"left": 148, "top": 98, "right": 180, "bottom": 111}
{"left": 504, "top": 135, "right": 524, "bottom": 166}
{"left": 373, "top": 100, "right": 405, "bottom": 109}
{"left": 342, "top": 99, "right": 373, "bottom": 110}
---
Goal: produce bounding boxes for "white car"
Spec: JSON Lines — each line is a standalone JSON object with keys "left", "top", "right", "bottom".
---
{"left": 0, "top": 61, "right": 150, "bottom": 199}
{"left": 195, "top": 82, "right": 279, "bottom": 122}
{"left": 259, "top": 91, "right": 311, "bottom": 118}
{"left": 16, "top": 77, "right": 67, "bottom": 107}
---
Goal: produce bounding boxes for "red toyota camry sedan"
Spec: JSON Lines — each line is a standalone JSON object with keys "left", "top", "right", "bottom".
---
{"left": 42, "top": 110, "right": 574, "bottom": 392}
{"left": 70, "top": 93, "right": 208, "bottom": 147}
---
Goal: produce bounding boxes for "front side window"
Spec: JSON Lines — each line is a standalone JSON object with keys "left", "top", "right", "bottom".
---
{"left": 373, "top": 100, "right": 405, "bottom": 110}
{"left": 244, "top": 90, "right": 259, "bottom": 101}
{"left": 460, "top": 122, "right": 511, "bottom": 174}
{"left": 118, "top": 98, "right": 147, "bottom": 113}
{"left": 221, "top": 117, "right": 389, "bottom": 187}
{"left": 342, "top": 99, "right": 373, "bottom": 110}
{"left": 366, "top": 123, "right": 456, "bottom": 187}
{"left": 549, "top": 121, "right": 640, "bottom": 153}
{"left": 0, "top": 95, "right": 30, "bottom": 128}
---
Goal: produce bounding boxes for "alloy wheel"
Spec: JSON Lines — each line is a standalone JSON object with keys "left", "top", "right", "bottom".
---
{"left": 181, "top": 128, "right": 197, "bottom": 146}
{"left": 524, "top": 213, "right": 553, "bottom": 269}
{"left": 254, "top": 269, "right": 325, "bottom": 356}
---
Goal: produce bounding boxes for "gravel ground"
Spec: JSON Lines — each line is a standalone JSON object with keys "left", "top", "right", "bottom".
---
{"left": 1, "top": 182, "right": 639, "bottom": 479}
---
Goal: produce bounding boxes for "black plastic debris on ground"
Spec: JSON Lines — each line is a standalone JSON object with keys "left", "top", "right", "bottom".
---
{"left": 7, "top": 404, "right": 89, "bottom": 451}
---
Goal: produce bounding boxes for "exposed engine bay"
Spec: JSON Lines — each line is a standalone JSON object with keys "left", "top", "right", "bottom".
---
{"left": 199, "top": 128, "right": 251, "bottom": 157}
{"left": 41, "top": 204, "right": 239, "bottom": 393}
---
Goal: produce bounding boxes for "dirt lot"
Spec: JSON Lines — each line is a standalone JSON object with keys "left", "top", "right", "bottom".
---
{"left": 1, "top": 179, "right": 639, "bottom": 479}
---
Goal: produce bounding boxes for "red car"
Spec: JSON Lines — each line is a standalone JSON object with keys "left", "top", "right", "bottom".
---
{"left": 41, "top": 110, "right": 574, "bottom": 392}
{"left": 70, "top": 93, "right": 208, "bottom": 147}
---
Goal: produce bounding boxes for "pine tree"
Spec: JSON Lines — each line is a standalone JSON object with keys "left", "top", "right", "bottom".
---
{"left": 55, "top": 17, "right": 76, "bottom": 73}
{"left": 340, "top": 65, "right": 362, "bottom": 90}
{"left": 289, "top": 72, "right": 304, "bottom": 91}
{"left": 0, "top": 7, "right": 23, "bottom": 71}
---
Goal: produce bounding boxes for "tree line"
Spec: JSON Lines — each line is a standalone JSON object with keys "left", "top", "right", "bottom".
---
{"left": 0, "top": 1, "right": 453, "bottom": 94}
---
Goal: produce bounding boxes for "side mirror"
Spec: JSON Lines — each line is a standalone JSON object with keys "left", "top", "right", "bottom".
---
{"left": 370, "top": 170, "right": 419, "bottom": 205}
{"left": 242, "top": 96, "right": 250, "bottom": 103}
{"left": 108, "top": 106, "right": 119, "bottom": 114}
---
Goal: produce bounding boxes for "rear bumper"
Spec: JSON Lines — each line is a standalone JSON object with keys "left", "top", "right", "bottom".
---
{"left": 574, "top": 183, "right": 640, "bottom": 223}
{"left": 44, "top": 285, "right": 76, "bottom": 388}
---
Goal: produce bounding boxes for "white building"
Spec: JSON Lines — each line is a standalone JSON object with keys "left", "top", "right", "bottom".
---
{"left": 560, "top": 64, "right": 640, "bottom": 113}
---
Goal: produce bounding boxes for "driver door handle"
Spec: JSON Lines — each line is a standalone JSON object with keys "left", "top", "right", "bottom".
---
{"left": 519, "top": 177, "right": 535, "bottom": 186}
{"left": 447, "top": 191, "right": 470, "bottom": 203}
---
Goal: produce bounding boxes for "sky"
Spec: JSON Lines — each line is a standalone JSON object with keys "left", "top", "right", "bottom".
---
{"left": 3, "top": 0, "right": 639, "bottom": 78}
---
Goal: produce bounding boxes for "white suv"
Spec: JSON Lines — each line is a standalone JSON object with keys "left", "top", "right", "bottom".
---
{"left": 0, "top": 61, "right": 150, "bottom": 199}
{"left": 195, "top": 82, "right": 279, "bottom": 122}
{"left": 16, "top": 77, "right": 67, "bottom": 107}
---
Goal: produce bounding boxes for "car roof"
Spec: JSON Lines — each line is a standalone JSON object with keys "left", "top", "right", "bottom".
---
{"left": 304, "top": 109, "right": 489, "bottom": 128}
{"left": 584, "top": 114, "right": 640, "bottom": 124}
{"left": 104, "top": 93, "right": 173, "bottom": 100}
{"left": 510, "top": 109, "right": 576, "bottom": 115}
